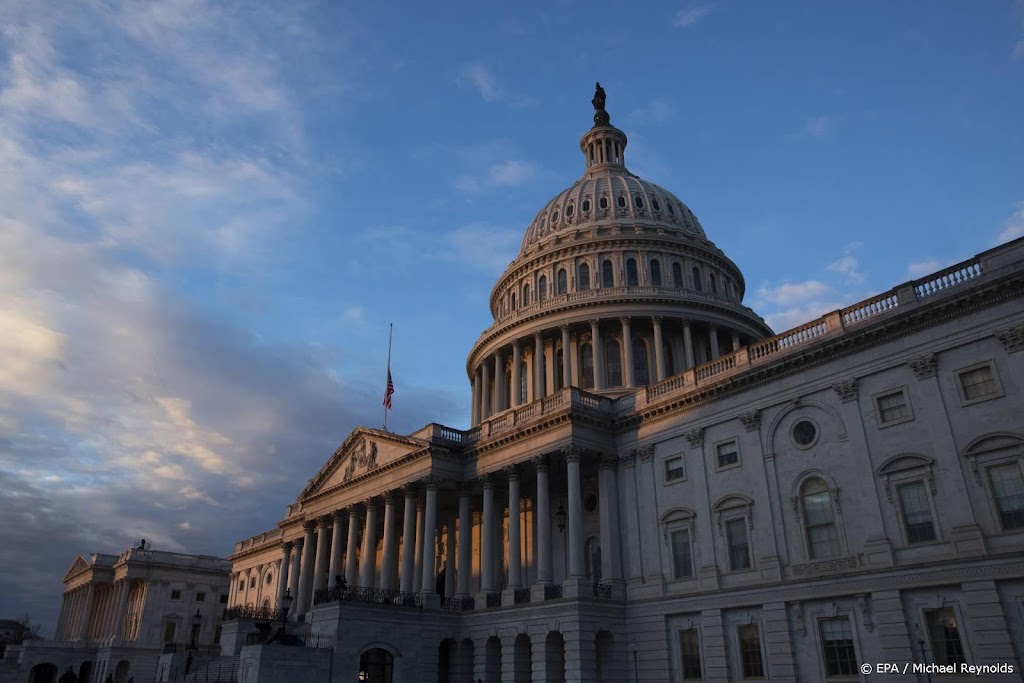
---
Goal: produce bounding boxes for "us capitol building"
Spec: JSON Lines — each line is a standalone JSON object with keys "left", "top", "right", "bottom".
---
{"left": 223, "top": 86, "right": 1024, "bottom": 682}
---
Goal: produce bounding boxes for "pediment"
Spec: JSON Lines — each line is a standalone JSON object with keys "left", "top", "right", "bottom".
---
{"left": 63, "top": 555, "right": 92, "bottom": 582}
{"left": 299, "top": 428, "right": 425, "bottom": 500}
{"left": 964, "top": 433, "right": 1023, "bottom": 457}
{"left": 877, "top": 454, "right": 934, "bottom": 476}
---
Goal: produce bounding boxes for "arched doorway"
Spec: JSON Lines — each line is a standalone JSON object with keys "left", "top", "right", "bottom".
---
{"left": 437, "top": 638, "right": 457, "bottom": 683}
{"left": 545, "top": 632, "right": 566, "bottom": 683}
{"left": 458, "top": 638, "right": 475, "bottom": 683}
{"left": 435, "top": 569, "right": 446, "bottom": 598}
{"left": 113, "top": 660, "right": 131, "bottom": 683}
{"left": 79, "top": 660, "right": 94, "bottom": 683}
{"left": 485, "top": 636, "right": 501, "bottom": 682}
{"left": 359, "top": 648, "right": 394, "bottom": 683}
{"left": 595, "top": 631, "right": 620, "bottom": 682}
{"left": 28, "top": 663, "right": 57, "bottom": 683}
{"left": 514, "top": 634, "right": 532, "bottom": 683}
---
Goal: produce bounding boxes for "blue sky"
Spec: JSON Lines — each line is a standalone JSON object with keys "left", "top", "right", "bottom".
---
{"left": 1, "top": 1, "right": 1022, "bottom": 634}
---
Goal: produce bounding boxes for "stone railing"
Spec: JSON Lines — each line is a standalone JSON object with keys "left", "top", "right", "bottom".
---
{"left": 514, "top": 589, "right": 531, "bottom": 605}
{"left": 476, "top": 387, "right": 611, "bottom": 440}
{"left": 592, "top": 583, "right": 613, "bottom": 600}
{"left": 222, "top": 606, "right": 284, "bottom": 622}
{"left": 544, "top": 584, "right": 563, "bottom": 601}
{"left": 642, "top": 253, "right": 992, "bottom": 407}
{"left": 311, "top": 585, "right": 422, "bottom": 608}
{"left": 441, "top": 596, "right": 475, "bottom": 612}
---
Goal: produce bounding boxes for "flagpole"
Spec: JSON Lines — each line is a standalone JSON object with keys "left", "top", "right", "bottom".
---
{"left": 383, "top": 323, "right": 393, "bottom": 431}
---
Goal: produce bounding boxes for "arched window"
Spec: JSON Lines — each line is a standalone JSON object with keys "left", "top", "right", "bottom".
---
{"left": 579, "top": 263, "right": 591, "bottom": 291}
{"left": 634, "top": 196, "right": 644, "bottom": 208}
{"left": 602, "top": 260, "right": 614, "bottom": 288}
{"left": 650, "top": 259, "right": 662, "bottom": 286}
{"left": 626, "top": 258, "right": 638, "bottom": 286}
{"left": 652, "top": 198, "right": 661, "bottom": 211}
{"left": 692, "top": 267, "right": 702, "bottom": 292}
{"left": 582, "top": 199, "right": 591, "bottom": 212}
{"left": 557, "top": 269, "right": 567, "bottom": 295}
{"left": 565, "top": 204, "right": 574, "bottom": 218}
{"left": 538, "top": 276, "right": 547, "bottom": 302}
{"left": 520, "top": 360, "right": 528, "bottom": 402}
{"left": 605, "top": 339, "right": 622, "bottom": 387}
{"left": 673, "top": 262, "right": 683, "bottom": 288}
{"left": 633, "top": 338, "right": 650, "bottom": 386}
{"left": 617, "top": 195, "right": 626, "bottom": 208}
{"left": 511, "top": 292, "right": 516, "bottom": 310}
{"left": 668, "top": 202, "right": 676, "bottom": 215}
{"left": 580, "top": 343, "right": 594, "bottom": 390}
{"left": 523, "top": 283, "right": 531, "bottom": 304}
{"left": 802, "top": 479, "right": 840, "bottom": 559}
{"left": 710, "top": 272, "right": 718, "bottom": 295}
{"left": 599, "top": 196, "right": 608, "bottom": 209}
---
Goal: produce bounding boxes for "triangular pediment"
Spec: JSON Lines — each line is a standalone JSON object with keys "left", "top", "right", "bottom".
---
{"left": 63, "top": 555, "right": 92, "bottom": 582}
{"left": 299, "top": 427, "right": 426, "bottom": 500}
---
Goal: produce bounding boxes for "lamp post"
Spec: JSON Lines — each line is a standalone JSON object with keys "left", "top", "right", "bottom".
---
{"left": 555, "top": 502, "right": 567, "bottom": 533}
{"left": 632, "top": 641, "right": 639, "bottom": 683}
{"left": 914, "top": 624, "right": 933, "bottom": 683}
{"left": 189, "top": 609, "right": 202, "bottom": 649}
{"left": 280, "top": 589, "right": 293, "bottom": 637}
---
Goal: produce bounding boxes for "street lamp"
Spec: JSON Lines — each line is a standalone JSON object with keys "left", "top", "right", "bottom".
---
{"left": 555, "top": 503, "right": 567, "bottom": 532}
{"left": 189, "top": 609, "right": 202, "bottom": 649}
{"left": 632, "top": 641, "right": 639, "bottom": 683}
{"left": 280, "top": 589, "right": 294, "bottom": 637}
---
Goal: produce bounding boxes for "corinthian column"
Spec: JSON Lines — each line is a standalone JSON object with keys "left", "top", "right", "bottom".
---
{"left": 76, "top": 584, "right": 95, "bottom": 641}
{"left": 457, "top": 484, "right": 472, "bottom": 598}
{"left": 565, "top": 446, "right": 585, "bottom": 578}
{"left": 506, "top": 466, "right": 522, "bottom": 589}
{"left": 534, "top": 333, "right": 545, "bottom": 399}
{"left": 344, "top": 506, "right": 360, "bottom": 586}
{"left": 493, "top": 352, "right": 505, "bottom": 413}
{"left": 598, "top": 455, "right": 623, "bottom": 581}
{"left": 511, "top": 341, "right": 522, "bottom": 406}
{"left": 277, "top": 542, "right": 293, "bottom": 608}
{"left": 380, "top": 492, "right": 398, "bottom": 590}
{"left": 400, "top": 485, "right": 417, "bottom": 592}
{"left": 312, "top": 516, "right": 331, "bottom": 593}
{"left": 481, "top": 475, "right": 495, "bottom": 593}
{"left": 561, "top": 325, "right": 571, "bottom": 389}
{"left": 421, "top": 478, "right": 439, "bottom": 592}
{"left": 328, "top": 510, "right": 345, "bottom": 584}
{"left": 620, "top": 317, "right": 634, "bottom": 387}
{"left": 652, "top": 316, "right": 666, "bottom": 380}
{"left": 360, "top": 498, "right": 379, "bottom": 588}
{"left": 481, "top": 362, "right": 491, "bottom": 420}
{"left": 590, "top": 320, "right": 604, "bottom": 390}
{"left": 535, "top": 457, "right": 552, "bottom": 584}
{"left": 288, "top": 538, "right": 303, "bottom": 604}
{"left": 295, "top": 521, "right": 317, "bottom": 616}
{"left": 683, "top": 319, "right": 695, "bottom": 370}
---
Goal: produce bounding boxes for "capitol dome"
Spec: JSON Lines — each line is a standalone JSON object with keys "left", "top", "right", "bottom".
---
{"left": 467, "top": 84, "right": 773, "bottom": 425}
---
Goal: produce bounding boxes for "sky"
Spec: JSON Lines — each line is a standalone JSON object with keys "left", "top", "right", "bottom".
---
{"left": 1, "top": 0, "right": 1022, "bottom": 636}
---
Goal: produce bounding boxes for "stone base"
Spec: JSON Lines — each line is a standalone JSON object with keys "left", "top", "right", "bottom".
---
{"left": 239, "top": 644, "right": 331, "bottom": 683}
{"left": 864, "top": 537, "right": 895, "bottom": 568}
{"left": 950, "top": 524, "right": 987, "bottom": 558}
{"left": 561, "top": 576, "right": 587, "bottom": 599}
{"left": 530, "top": 581, "right": 551, "bottom": 603}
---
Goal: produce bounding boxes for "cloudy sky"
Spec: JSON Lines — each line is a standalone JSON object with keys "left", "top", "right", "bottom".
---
{"left": 1, "top": 1, "right": 1022, "bottom": 635}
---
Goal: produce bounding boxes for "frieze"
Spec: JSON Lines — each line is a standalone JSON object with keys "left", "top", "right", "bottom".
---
{"left": 907, "top": 353, "right": 937, "bottom": 379}
{"left": 683, "top": 428, "right": 703, "bottom": 448}
{"left": 561, "top": 444, "right": 583, "bottom": 463}
{"left": 996, "top": 324, "right": 1024, "bottom": 353}
{"left": 598, "top": 453, "right": 619, "bottom": 470}
{"left": 636, "top": 444, "right": 655, "bottom": 462}
{"left": 832, "top": 379, "right": 858, "bottom": 403}
{"left": 342, "top": 439, "right": 379, "bottom": 483}
{"left": 618, "top": 450, "right": 637, "bottom": 467}
{"left": 791, "top": 556, "right": 859, "bottom": 577}
{"left": 739, "top": 410, "right": 760, "bottom": 432}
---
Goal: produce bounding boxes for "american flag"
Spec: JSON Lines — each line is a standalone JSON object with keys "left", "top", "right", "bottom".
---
{"left": 383, "top": 369, "right": 394, "bottom": 410}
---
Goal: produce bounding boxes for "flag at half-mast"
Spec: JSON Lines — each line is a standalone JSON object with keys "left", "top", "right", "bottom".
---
{"left": 383, "top": 369, "right": 395, "bottom": 410}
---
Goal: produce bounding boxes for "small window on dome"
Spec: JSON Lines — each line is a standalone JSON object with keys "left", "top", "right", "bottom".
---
{"left": 652, "top": 199, "right": 661, "bottom": 211}
{"left": 617, "top": 195, "right": 626, "bottom": 208}
{"left": 565, "top": 204, "right": 574, "bottom": 218}
{"left": 551, "top": 210, "right": 559, "bottom": 222}
{"left": 599, "top": 197, "right": 608, "bottom": 210}
{"left": 582, "top": 199, "right": 591, "bottom": 212}
{"left": 635, "top": 196, "right": 644, "bottom": 208}
{"left": 668, "top": 203, "right": 676, "bottom": 215}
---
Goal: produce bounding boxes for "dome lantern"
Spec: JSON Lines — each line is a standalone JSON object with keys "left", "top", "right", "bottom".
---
{"left": 580, "top": 82, "right": 628, "bottom": 175}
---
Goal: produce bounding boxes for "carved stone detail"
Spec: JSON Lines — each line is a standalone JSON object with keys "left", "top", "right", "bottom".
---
{"left": 636, "top": 444, "right": 655, "bottom": 463}
{"left": 832, "top": 378, "right": 858, "bottom": 403}
{"left": 739, "top": 410, "right": 760, "bottom": 432}
{"left": 683, "top": 428, "right": 703, "bottom": 448}
{"left": 908, "top": 353, "right": 937, "bottom": 379}
{"left": 598, "top": 453, "right": 619, "bottom": 471}
{"left": 857, "top": 594, "right": 874, "bottom": 632}
{"left": 996, "top": 324, "right": 1024, "bottom": 353}
{"left": 561, "top": 444, "right": 583, "bottom": 463}
{"left": 504, "top": 464, "right": 520, "bottom": 481}
{"left": 618, "top": 450, "right": 637, "bottom": 467}
{"left": 791, "top": 556, "right": 859, "bottom": 576}
{"left": 532, "top": 455, "right": 549, "bottom": 472}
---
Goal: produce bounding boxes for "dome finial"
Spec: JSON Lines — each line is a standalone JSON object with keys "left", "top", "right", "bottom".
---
{"left": 592, "top": 82, "right": 610, "bottom": 126}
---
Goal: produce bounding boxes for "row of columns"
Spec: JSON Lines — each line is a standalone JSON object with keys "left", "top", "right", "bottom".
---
{"left": 55, "top": 579, "right": 131, "bottom": 642}
{"left": 276, "top": 446, "right": 624, "bottom": 617}
{"left": 472, "top": 317, "right": 744, "bottom": 424}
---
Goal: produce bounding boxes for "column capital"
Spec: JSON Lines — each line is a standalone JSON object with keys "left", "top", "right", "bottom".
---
{"left": 402, "top": 482, "right": 418, "bottom": 497}
{"left": 533, "top": 454, "right": 549, "bottom": 472}
{"left": 302, "top": 520, "right": 317, "bottom": 533}
{"left": 598, "top": 453, "right": 619, "bottom": 471}
{"left": 382, "top": 489, "right": 397, "bottom": 504}
{"left": 618, "top": 450, "right": 636, "bottom": 467}
{"left": 504, "top": 464, "right": 520, "bottom": 481}
{"left": 363, "top": 496, "right": 380, "bottom": 509}
{"left": 619, "top": 315, "right": 631, "bottom": 326}
{"left": 457, "top": 481, "right": 474, "bottom": 496}
{"left": 589, "top": 318, "right": 600, "bottom": 328}
{"left": 422, "top": 475, "right": 440, "bottom": 491}
{"left": 282, "top": 541, "right": 294, "bottom": 553}
{"left": 294, "top": 536, "right": 305, "bottom": 549}
{"left": 333, "top": 508, "right": 345, "bottom": 522}
{"left": 318, "top": 514, "right": 332, "bottom": 528}
{"left": 346, "top": 503, "right": 362, "bottom": 518}
{"left": 561, "top": 444, "right": 583, "bottom": 463}
{"left": 480, "top": 472, "right": 495, "bottom": 489}
{"left": 636, "top": 444, "right": 655, "bottom": 462}
{"left": 652, "top": 316, "right": 663, "bottom": 325}
{"left": 559, "top": 323, "right": 570, "bottom": 332}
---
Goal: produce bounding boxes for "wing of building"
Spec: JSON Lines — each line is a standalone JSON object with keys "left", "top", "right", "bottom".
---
{"left": 224, "top": 87, "right": 1024, "bottom": 683}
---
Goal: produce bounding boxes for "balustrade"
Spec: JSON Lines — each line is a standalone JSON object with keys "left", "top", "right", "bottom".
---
{"left": 914, "top": 259, "right": 981, "bottom": 297}
{"left": 543, "top": 584, "right": 563, "bottom": 600}
{"left": 441, "top": 596, "right": 475, "bottom": 612}
{"left": 311, "top": 585, "right": 422, "bottom": 608}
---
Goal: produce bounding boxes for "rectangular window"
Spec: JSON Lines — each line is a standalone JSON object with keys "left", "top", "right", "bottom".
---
{"left": 989, "top": 463, "right": 1024, "bottom": 530}
{"left": 738, "top": 624, "right": 765, "bottom": 678}
{"left": 726, "top": 519, "right": 751, "bottom": 570}
{"left": 804, "top": 489, "right": 840, "bottom": 559}
{"left": 163, "top": 621, "right": 176, "bottom": 643}
{"left": 925, "top": 608, "right": 967, "bottom": 666}
{"left": 219, "top": 594, "right": 229, "bottom": 605}
{"left": 957, "top": 364, "right": 999, "bottom": 402}
{"left": 196, "top": 592, "right": 206, "bottom": 602}
{"left": 671, "top": 529, "right": 693, "bottom": 579}
{"left": 665, "top": 456, "right": 685, "bottom": 481}
{"left": 237, "top": 580, "right": 244, "bottom": 592}
{"left": 820, "top": 617, "right": 857, "bottom": 678}
{"left": 249, "top": 577, "right": 257, "bottom": 589}
{"left": 876, "top": 389, "right": 910, "bottom": 425}
{"left": 716, "top": 440, "right": 740, "bottom": 469}
{"left": 170, "top": 589, "right": 182, "bottom": 601}
{"left": 897, "top": 481, "right": 937, "bottom": 543}
{"left": 680, "top": 628, "right": 702, "bottom": 680}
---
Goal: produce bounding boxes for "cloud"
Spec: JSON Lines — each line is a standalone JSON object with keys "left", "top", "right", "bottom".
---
{"left": 825, "top": 242, "right": 864, "bottom": 283}
{"left": 907, "top": 260, "right": 942, "bottom": 278}
{"left": 805, "top": 116, "right": 830, "bottom": 138}
{"left": 457, "top": 63, "right": 503, "bottom": 102}
{"left": 673, "top": 6, "right": 713, "bottom": 29}
{"left": 752, "top": 280, "right": 844, "bottom": 332}
{"left": 455, "top": 160, "right": 539, "bottom": 194}
{"left": 997, "top": 203, "right": 1024, "bottom": 244}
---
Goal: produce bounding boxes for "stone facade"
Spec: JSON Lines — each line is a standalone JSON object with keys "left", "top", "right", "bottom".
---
{"left": 225, "top": 91, "right": 1024, "bottom": 682}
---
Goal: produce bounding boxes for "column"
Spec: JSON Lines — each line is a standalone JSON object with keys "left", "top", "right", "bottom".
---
{"left": 471, "top": 372, "right": 479, "bottom": 425}
{"left": 565, "top": 446, "right": 585, "bottom": 578}
{"left": 380, "top": 492, "right": 398, "bottom": 590}
{"left": 55, "top": 593, "right": 70, "bottom": 640}
{"left": 457, "top": 484, "right": 472, "bottom": 597}
{"left": 506, "top": 466, "right": 522, "bottom": 589}
{"left": 288, "top": 538, "right": 303, "bottom": 604}
{"left": 328, "top": 511, "right": 345, "bottom": 584}
{"left": 561, "top": 325, "right": 571, "bottom": 389}
{"left": 400, "top": 485, "right": 418, "bottom": 592}
{"left": 481, "top": 475, "right": 495, "bottom": 593}
{"left": 444, "top": 515, "right": 457, "bottom": 597}
{"left": 277, "top": 542, "right": 293, "bottom": 608}
{"left": 590, "top": 320, "right": 604, "bottom": 390}
{"left": 534, "top": 333, "right": 545, "bottom": 399}
{"left": 494, "top": 352, "right": 504, "bottom": 413}
{"left": 113, "top": 580, "right": 130, "bottom": 640}
{"left": 413, "top": 499, "right": 425, "bottom": 587}
{"left": 295, "top": 521, "right": 316, "bottom": 615}
{"left": 421, "top": 479, "right": 438, "bottom": 592}
{"left": 620, "top": 317, "right": 634, "bottom": 387}
{"left": 481, "top": 362, "right": 491, "bottom": 420}
{"left": 511, "top": 341, "right": 522, "bottom": 406}
{"left": 732, "top": 331, "right": 741, "bottom": 351}
{"left": 683, "top": 319, "right": 695, "bottom": 369}
{"left": 360, "top": 498, "right": 379, "bottom": 588}
{"left": 598, "top": 455, "right": 623, "bottom": 582}
{"left": 709, "top": 324, "right": 720, "bottom": 359}
{"left": 652, "top": 316, "right": 666, "bottom": 380}
{"left": 535, "top": 456, "right": 552, "bottom": 584}
{"left": 312, "top": 516, "right": 331, "bottom": 593}
{"left": 344, "top": 505, "right": 360, "bottom": 586}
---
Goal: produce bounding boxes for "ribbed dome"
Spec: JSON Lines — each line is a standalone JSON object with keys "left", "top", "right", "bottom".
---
{"left": 519, "top": 172, "right": 707, "bottom": 255}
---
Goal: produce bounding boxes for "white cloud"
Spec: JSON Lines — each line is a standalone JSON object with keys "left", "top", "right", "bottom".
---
{"left": 457, "top": 63, "right": 503, "bottom": 102}
{"left": 754, "top": 280, "right": 833, "bottom": 308}
{"left": 997, "top": 203, "right": 1024, "bottom": 244}
{"left": 907, "top": 260, "right": 942, "bottom": 278}
{"left": 825, "top": 242, "right": 864, "bottom": 283}
{"left": 673, "top": 6, "right": 713, "bottom": 29}
{"left": 752, "top": 279, "right": 844, "bottom": 332}
{"left": 456, "top": 159, "right": 539, "bottom": 194}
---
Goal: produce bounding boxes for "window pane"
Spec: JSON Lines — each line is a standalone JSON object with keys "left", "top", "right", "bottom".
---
{"left": 820, "top": 618, "right": 857, "bottom": 677}
{"left": 579, "top": 264, "right": 590, "bottom": 291}
{"left": 680, "top": 628, "right": 702, "bottom": 680}
{"left": 959, "top": 366, "right": 996, "bottom": 400}
{"left": 738, "top": 624, "right": 764, "bottom": 678}
{"left": 716, "top": 441, "right": 739, "bottom": 468}
{"left": 673, "top": 263, "right": 683, "bottom": 288}
{"left": 897, "top": 482, "right": 936, "bottom": 543}
{"left": 877, "top": 391, "right": 909, "bottom": 422}
{"left": 692, "top": 267, "right": 702, "bottom": 291}
{"left": 581, "top": 344, "right": 594, "bottom": 390}
{"left": 989, "top": 463, "right": 1024, "bottom": 529}
{"left": 538, "top": 276, "right": 547, "bottom": 302}
{"left": 726, "top": 519, "right": 751, "bottom": 570}
{"left": 626, "top": 258, "right": 638, "bottom": 286}
{"left": 671, "top": 530, "right": 693, "bottom": 579}
{"left": 605, "top": 339, "right": 622, "bottom": 387}
{"left": 602, "top": 260, "right": 614, "bottom": 287}
{"left": 926, "top": 608, "right": 966, "bottom": 666}
{"left": 650, "top": 260, "right": 662, "bottom": 286}
{"left": 557, "top": 269, "right": 567, "bottom": 295}
{"left": 633, "top": 338, "right": 650, "bottom": 386}
{"left": 665, "top": 457, "right": 685, "bottom": 482}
